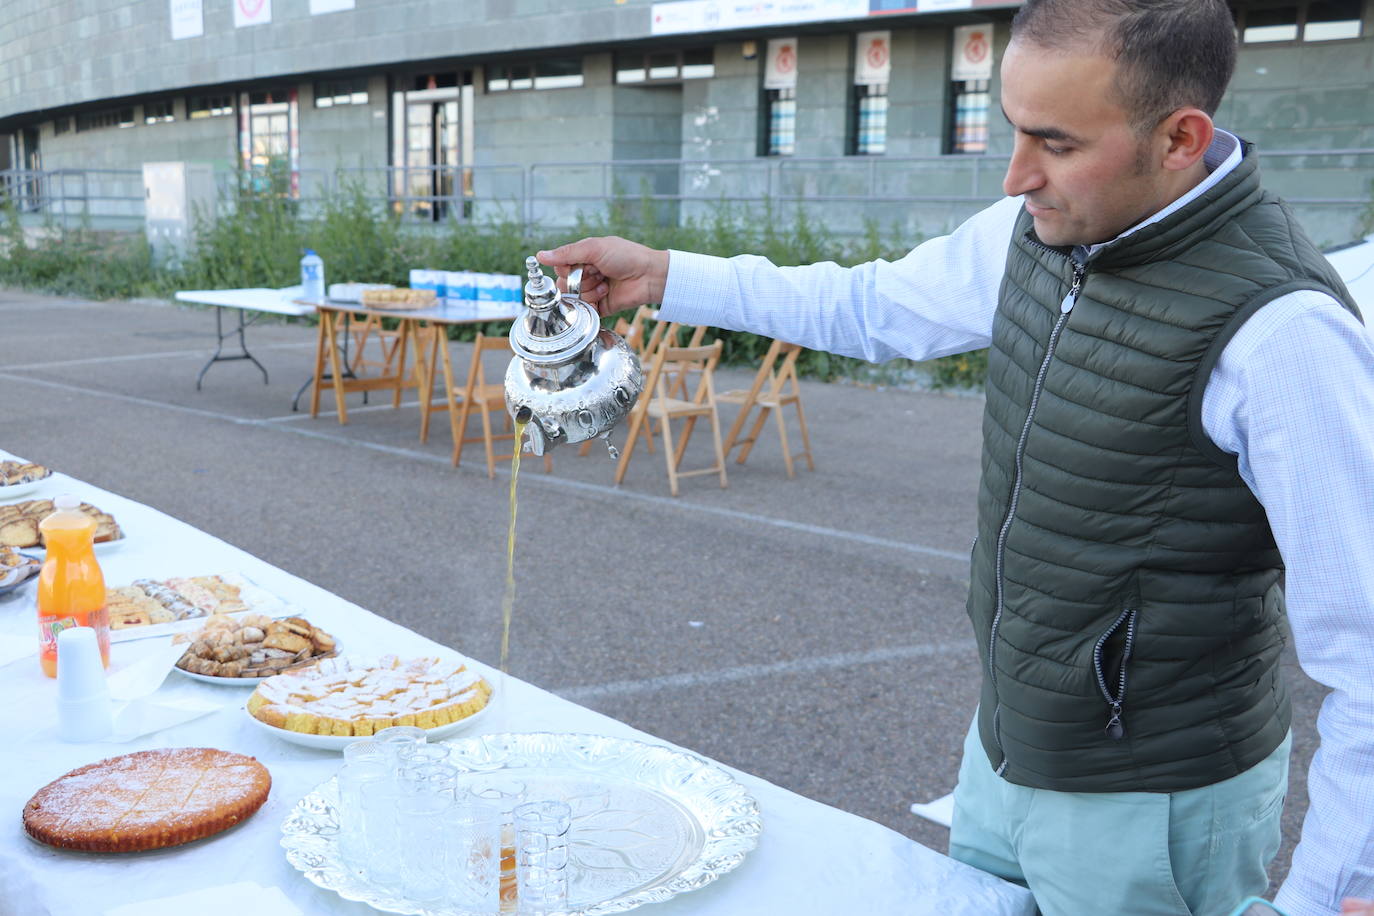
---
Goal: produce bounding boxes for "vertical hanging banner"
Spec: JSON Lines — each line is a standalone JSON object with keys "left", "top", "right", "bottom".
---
{"left": 854, "top": 30, "right": 891, "bottom": 85}
{"left": 234, "top": 0, "right": 272, "bottom": 28}
{"left": 170, "top": 0, "right": 203, "bottom": 39}
{"left": 764, "top": 38, "right": 799, "bottom": 90}
{"left": 951, "top": 23, "right": 994, "bottom": 81}
{"left": 310, "top": 0, "right": 354, "bottom": 12}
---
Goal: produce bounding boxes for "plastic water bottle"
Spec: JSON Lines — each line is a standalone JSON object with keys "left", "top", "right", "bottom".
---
{"left": 300, "top": 249, "right": 325, "bottom": 301}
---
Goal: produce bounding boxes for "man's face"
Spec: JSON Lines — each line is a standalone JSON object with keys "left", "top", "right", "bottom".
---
{"left": 999, "top": 39, "right": 1171, "bottom": 247}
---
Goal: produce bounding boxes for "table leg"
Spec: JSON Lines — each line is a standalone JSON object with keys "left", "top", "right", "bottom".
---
{"left": 325, "top": 311, "right": 349, "bottom": 424}
{"left": 392, "top": 321, "right": 411, "bottom": 409}
{"left": 309, "top": 312, "right": 329, "bottom": 418}
{"left": 195, "top": 306, "right": 269, "bottom": 390}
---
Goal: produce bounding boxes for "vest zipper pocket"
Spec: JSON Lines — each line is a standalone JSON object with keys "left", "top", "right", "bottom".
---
{"left": 1092, "top": 609, "right": 1137, "bottom": 740}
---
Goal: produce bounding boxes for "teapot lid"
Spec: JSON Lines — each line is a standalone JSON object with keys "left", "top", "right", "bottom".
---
{"left": 510, "top": 256, "right": 601, "bottom": 365}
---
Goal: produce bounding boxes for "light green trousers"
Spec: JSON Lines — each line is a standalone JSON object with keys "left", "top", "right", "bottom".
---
{"left": 948, "top": 717, "right": 1291, "bottom": 916}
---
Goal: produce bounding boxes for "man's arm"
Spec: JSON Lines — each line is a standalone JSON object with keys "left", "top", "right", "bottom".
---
{"left": 1203, "top": 291, "right": 1374, "bottom": 915}
{"left": 539, "top": 195, "right": 1023, "bottom": 364}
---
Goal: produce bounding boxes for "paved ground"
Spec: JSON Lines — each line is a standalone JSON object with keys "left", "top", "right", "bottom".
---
{"left": 0, "top": 287, "right": 1326, "bottom": 895}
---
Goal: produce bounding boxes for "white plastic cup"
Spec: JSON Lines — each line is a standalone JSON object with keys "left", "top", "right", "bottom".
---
{"left": 56, "top": 627, "right": 113, "bottom": 742}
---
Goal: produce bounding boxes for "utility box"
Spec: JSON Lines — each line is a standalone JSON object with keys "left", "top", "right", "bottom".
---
{"left": 143, "top": 162, "right": 215, "bottom": 264}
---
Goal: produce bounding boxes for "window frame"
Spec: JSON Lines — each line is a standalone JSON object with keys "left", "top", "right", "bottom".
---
{"left": 614, "top": 47, "right": 716, "bottom": 85}
{"left": 314, "top": 77, "right": 370, "bottom": 109}
{"left": 1230, "top": 0, "right": 1365, "bottom": 45}
{"left": 487, "top": 56, "right": 584, "bottom": 93}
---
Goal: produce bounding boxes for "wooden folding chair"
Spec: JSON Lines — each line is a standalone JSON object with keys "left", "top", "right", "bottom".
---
{"left": 614, "top": 340, "right": 728, "bottom": 497}
{"left": 718, "top": 338, "right": 815, "bottom": 478}
{"left": 447, "top": 333, "right": 551, "bottom": 478}
{"left": 348, "top": 313, "right": 404, "bottom": 377}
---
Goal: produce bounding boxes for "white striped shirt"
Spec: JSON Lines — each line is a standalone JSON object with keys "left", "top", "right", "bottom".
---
{"left": 660, "top": 134, "right": 1374, "bottom": 916}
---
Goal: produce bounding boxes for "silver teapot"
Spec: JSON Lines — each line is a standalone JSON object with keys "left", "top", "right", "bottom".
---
{"left": 504, "top": 256, "right": 644, "bottom": 457}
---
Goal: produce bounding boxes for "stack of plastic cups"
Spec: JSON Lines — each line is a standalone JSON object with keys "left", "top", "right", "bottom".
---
{"left": 514, "top": 799, "right": 572, "bottom": 915}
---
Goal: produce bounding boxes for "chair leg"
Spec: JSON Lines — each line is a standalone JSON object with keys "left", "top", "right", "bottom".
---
{"left": 659, "top": 412, "right": 680, "bottom": 497}
{"left": 451, "top": 398, "right": 473, "bottom": 466}
{"left": 774, "top": 405, "right": 795, "bottom": 479}
{"left": 614, "top": 408, "right": 648, "bottom": 485}
{"left": 673, "top": 415, "right": 699, "bottom": 471}
{"left": 736, "top": 406, "right": 771, "bottom": 465}
{"left": 480, "top": 407, "right": 497, "bottom": 479}
{"left": 722, "top": 403, "right": 752, "bottom": 456}
{"left": 793, "top": 399, "right": 816, "bottom": 471}
{"left": 708, "top": 407, "right": 729, "bottom": 490}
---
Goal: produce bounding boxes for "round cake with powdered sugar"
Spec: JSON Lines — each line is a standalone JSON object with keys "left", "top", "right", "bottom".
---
{"left": 22, "top": 747, "right": 271, "bottom": 852}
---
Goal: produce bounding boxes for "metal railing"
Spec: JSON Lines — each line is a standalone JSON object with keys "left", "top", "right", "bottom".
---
{"left": 2, "top": 147, "right": 1370, "bottom": 245}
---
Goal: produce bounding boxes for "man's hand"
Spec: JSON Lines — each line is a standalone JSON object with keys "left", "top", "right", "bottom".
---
{"left": 1342, "top": 899, "right": 1374, "bottom": 914}
{"left": 536, "top": 236, "right": 670, "bottom": 318}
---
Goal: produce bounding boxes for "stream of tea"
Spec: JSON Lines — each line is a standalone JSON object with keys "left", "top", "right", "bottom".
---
{"left": 500, "top": 418, "right": 525, "bottom": 675}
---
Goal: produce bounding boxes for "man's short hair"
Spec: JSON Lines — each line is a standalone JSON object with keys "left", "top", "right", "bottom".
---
{"left": 1010, "top": 0, "right": 1237, "bottom": 132}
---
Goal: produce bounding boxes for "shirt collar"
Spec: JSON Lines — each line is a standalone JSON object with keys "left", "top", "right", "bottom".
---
{"left": 1077, "top": 129, "right": 1243, "bottom": 261}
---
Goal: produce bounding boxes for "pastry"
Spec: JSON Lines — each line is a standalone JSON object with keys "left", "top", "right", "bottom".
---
{"left": 22, "top": 747, "right": 271, "bottom": 853}
{"left": 247, "top": 655, "right": 490, "bottom": 736}
{"left": 0, "top": 460, "right": 52, "bottom": 486}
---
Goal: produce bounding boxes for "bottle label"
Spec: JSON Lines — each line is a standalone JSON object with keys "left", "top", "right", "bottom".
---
{"left": 38, "top": 615, "right": 81, "bottom": 654}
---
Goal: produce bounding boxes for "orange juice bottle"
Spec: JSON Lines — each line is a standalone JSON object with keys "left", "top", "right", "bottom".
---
{"left": 36, "top": 495, "right": 109, "bottom": 678}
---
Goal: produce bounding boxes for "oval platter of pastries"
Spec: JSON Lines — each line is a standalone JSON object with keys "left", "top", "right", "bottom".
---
{"left": 23, "top": 747, "right": 271, "bottom": 853}
{"left": 246, "top": 654, "right": 493, "bottom": 750}
{"left": 0, "top": 498, "right": 123, "bottom": 551}
{"left": 0, "top": 460, "right": 53, "bottom": 500}
{"left": 174, "top": 614, "right": 338, "bottom": 685}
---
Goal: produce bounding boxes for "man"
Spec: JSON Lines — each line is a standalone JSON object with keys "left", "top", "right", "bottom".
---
{"left": 539, "top": 1, "right": 1374, "bottom": 914}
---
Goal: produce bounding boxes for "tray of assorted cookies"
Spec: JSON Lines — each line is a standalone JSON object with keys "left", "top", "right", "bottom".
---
{"left": 174, "top": 613, "right": 338, "bottom": 685}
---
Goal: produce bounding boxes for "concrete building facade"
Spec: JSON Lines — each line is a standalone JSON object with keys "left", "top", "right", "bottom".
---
{"left": 0, "top": 0, "right": 1370, "bottom": 243}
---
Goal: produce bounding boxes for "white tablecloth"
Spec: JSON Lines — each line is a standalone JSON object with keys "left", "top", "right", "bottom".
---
{"left": 0, "top": 455, "right": 1034, "bottom": 916}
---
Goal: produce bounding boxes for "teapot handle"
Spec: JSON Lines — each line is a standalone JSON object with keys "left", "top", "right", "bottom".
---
{"left": 567, "top": 267, "right": 583, "bottom": 300}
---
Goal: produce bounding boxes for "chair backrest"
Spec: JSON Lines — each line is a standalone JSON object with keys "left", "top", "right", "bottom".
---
{"left": 736, "top": 338, "right": 803, "bottom": 403}
{"left": 463, "top": 332, "right": 513, "bottom": 395}
{"left": 644, "top": 340, "right": 723, "bottom": 407}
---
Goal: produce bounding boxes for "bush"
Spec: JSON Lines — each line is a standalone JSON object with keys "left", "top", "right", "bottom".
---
{"left": 0, "top": 182, "right": 988, "bottom": 391}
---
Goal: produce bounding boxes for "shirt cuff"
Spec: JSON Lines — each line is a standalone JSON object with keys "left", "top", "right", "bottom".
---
{"left": 660, "top": 250, "right": 739, "bottom": 328}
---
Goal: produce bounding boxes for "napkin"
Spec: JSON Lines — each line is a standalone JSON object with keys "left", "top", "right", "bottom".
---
{"left": 105, "top": 641, "right": 223, "bottom": 742}
{"left": 103, "top": 882, "right": 303, "bottom": 916}
{"left": 909, "top": 792, "right": 955, "bottom": 828}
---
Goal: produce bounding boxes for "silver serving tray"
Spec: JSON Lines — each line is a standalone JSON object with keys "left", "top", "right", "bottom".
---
{"left": 280, "top": 732, "right": 763, "bottom": 915}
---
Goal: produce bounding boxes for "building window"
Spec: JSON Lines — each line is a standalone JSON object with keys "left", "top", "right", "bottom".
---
{"left": 488, "top": 57, "right": 583, "bottom": 92}
{"left": 852, "top": 84, "right": 888, "bottom": 156}
{"left": 53, "top": 118, "right": 71, "bottom": 135}
{"left": 1231, "top": 1, "right": 1362, "bottom": 43}
{"left": 762, "top": 88, "right": 796, "bottom": 157}
{"left": 315, "top": 77, "right": 369, "bottom": 108}
{"left": 615, "top": 47, "right": 715, "bottom": 84}
{"left": 144, "top": 100, "right": 175, "bottom": 124}
{"left": 76, "top": 108, "right": 136, "bottom": 132}
{"left": 948, "top": 79, "right": 990, "bottom": 155}
{"left": 239, "top": 88, "right": 299, "bottom": 197}
{"left": 188, "top": 94, "right": 234, "bottom": 119}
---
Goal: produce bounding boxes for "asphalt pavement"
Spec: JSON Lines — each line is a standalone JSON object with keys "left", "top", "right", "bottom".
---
{"left": 0, "top": 287, "right": 1326, "bottom": 895}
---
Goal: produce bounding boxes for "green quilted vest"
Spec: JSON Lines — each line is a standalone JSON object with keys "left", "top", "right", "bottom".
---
{"left": 969, "top": 145, "right": 1359, "bottom": 792}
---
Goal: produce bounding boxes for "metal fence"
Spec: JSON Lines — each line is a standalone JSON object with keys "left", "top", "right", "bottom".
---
{"left": 2, "top": 148, "right": 1370, "bottom": 246}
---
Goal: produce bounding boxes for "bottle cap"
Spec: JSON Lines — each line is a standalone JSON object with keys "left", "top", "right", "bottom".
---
{"left": 305, "top": 249, "right": 317, "bottom": 256}
{"left": 54, "top": 494, "right": 80, "bottom": 512}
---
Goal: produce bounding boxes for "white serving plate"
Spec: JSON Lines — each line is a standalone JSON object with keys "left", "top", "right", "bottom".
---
{"left": 245, "top": 692, "right": 493, "bottom": 751}
{"left": 0, "top": 477, "right": 53, "bottom": 501}
{"left": 107, "top": 572, "right": 295, "bottom": 644}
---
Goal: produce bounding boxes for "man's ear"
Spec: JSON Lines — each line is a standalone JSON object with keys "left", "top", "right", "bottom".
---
{"left": 1159, "top": 108, "right": 1214, "bottom": 172}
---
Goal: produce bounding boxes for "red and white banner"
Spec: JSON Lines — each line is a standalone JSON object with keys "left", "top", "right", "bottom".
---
{"left": 951, "top": 23, "right": 994, "bottom": 81}
{"left": 854, "top": 31, "right": 891, "bottom": 86}
{"left": 233, "top": 0, "right": 271, "bottom": 28}
{"left": 764, "top": 38, "right": 799, "bottom": 90}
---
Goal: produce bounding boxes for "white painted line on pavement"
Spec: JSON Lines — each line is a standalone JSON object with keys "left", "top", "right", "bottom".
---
{"left": 552, "top": 641, "right": 970, "bottom": 702}
{"left": 8, "top": 341, "right": 315, "bottom": 371}
{"left": 0, "top": 372, "right": 970, "bottom": 565}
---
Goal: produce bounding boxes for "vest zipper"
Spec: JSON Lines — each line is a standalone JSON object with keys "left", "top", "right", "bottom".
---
{"left": 989, "top": 256, "right": 1086, "bottom": 777}
{"left": 1093, "top": 609, "right": 1137, "bottom": 740}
